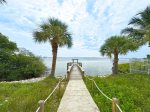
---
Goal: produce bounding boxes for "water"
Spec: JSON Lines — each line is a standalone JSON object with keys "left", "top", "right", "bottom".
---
{"left": 42, "top": 57, "right": 129, "bottom": 76}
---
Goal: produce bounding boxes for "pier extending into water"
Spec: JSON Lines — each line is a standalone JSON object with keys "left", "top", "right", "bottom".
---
{"left": 57, "top": 60, "right": 100, "bottom": 112}
{"left": 36, "top": 59, "right": 123, "bottom": 112}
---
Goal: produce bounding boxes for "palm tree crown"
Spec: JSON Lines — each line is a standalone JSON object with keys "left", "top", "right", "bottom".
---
{"left": 122, "top": 6, "right": 150, "bottom": 46}
{"left": 33, "top": 18, "right": 72, "bottom": 48}
{"left": 100, "top": 36, "right": 138, "bottom": 57}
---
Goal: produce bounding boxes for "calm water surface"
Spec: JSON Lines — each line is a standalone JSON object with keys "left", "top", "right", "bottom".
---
{"left": 42, "top": 57, "right": 129, "bottom": 76}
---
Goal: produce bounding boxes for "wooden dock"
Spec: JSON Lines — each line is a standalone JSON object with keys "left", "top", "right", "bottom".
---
{"left": 57, "top": 63, "right": 100, "bottom": 112}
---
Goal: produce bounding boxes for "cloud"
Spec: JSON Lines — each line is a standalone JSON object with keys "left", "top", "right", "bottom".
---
{"left": 0, "top": 0, "right": 150, "bottom": 57}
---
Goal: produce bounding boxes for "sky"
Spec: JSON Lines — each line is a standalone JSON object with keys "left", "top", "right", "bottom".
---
{"left": 0, "top": 0, "right": 150, "bottom": 58}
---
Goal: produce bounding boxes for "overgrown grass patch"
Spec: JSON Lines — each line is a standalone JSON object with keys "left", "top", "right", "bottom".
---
{"left": 85, "top": 74, "right": 150, "bottom": 112}
{"left": 0, "top": 77, "right": 67, "bottom": 112}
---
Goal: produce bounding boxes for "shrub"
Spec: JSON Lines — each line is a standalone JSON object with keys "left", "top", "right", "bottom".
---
{"left": 0, "top": 52, "right": 46, "bottom": 81}
{"left": 147, "top": 54, "right": 150, "bottom": 59}
{"left": 118, "top": 63, "right": 129, "bottom": 73}
{"left": 0, "top": 33, "right": 46, "bottom": 81}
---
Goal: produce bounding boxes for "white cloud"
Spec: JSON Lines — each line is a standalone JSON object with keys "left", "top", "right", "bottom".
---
{"left": 0, "top": 0, "right": 150, "bottom": 57}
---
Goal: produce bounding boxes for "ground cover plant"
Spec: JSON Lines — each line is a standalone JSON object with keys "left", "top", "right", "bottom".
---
{"left": 0, "top": 77, "right": 67, "bottom": 112}
{"left": 85, "top": 74, "right": 150, "bottom": 112}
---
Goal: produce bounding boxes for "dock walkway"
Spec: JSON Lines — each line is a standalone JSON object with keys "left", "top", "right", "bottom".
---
{"left": 57, "top": 64, "right": 100, "bottom": 112}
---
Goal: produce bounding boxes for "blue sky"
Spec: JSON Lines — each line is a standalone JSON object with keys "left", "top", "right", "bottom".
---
{"left": 0, "top": 0, "right": 150, "bottom": 58}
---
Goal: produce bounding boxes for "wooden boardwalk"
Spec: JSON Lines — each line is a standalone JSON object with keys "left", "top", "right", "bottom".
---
{"left": 57, "top": 64, "right": 100, "bottom": 112}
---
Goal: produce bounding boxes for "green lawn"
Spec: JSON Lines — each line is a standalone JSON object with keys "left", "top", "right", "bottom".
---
{"left": 0, "top": 77, "right": 67, "bottom": 112}
{"left": 84, "top": 74, "right": 150, "bottom": 112}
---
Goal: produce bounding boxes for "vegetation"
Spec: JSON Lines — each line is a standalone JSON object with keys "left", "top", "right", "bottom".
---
{"left": 33, "top": 18, "right": 72, "bottom": 77}
{"left": 85, "top": 74, "right": 150, "bottom": 112}
{"left": 0, "top": 33, "right": 46, "bottom": 81}
{"left": 0, "top": 33, "right": 17, "bottom": 51}
{"left": 122, "top": 6, "right": 150, "bottom": 47}
{"left": 147, "top": 54, "right": 150, "bottom": 59}
{"left": 100, "top": 36, "right": 138, "bottom": 74}
{"left": 0, "top": 77, "right": 67, "bottom": 112}
{"left": 118, "top": 63, "right": 129, "bottom": 73}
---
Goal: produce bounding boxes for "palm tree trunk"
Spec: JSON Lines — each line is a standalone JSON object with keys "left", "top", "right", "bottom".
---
{"left": 113, "top": 49, "right": 119, "bottom": 74}
{"left": 50, "top": 44, "right": 58, "bottom": 77}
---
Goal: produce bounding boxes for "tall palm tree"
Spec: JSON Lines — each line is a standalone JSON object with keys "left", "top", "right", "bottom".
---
{"left": 0, "top": 0, "right": 6, "bottom": 4}
{"left": 122, "top": 6, "right": 150, "bottom": 47}
{"left": 100, "top": 36, "right": 138, "bottom": 74}
{"left": 33, "top": 18, "right": 72, "bottom": 77}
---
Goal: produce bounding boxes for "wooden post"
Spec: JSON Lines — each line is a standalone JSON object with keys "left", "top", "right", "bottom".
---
{"left": 38, "top": 100, "right": 44, "bottom": 112}
{"left": 112, "top": 98, "right": 118, "bottom": 112}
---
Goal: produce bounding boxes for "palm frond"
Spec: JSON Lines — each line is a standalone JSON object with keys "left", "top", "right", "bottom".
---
{"left": 33, "top": 31, "right": 49, "bottom": 43}
{"left": 33, "top": 17, "right": 72, "bottom": 49}
{"left": 121, "top": 27, "right": 144, "bottom": 39}
{"left": 100, "top": 36, "right": 140, "bottom": 58}
{"left": 129, "top": 17, "right": 145, "bottom": 28}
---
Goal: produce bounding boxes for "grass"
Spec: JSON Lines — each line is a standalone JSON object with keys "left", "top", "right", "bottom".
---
{"left": 84, "top": 74, "right": 150, "bottom": 112}
{"left": 0, "top": 77, "right": 67, "bottom": 112}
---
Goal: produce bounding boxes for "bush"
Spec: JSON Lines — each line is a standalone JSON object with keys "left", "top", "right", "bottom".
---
{"left": 147, "top": 54, "right": 150, "bottom": 59}
{"left": 85, "top": 74, "right": 150, "bottom": 112}
{"left": 0, "top": 33, "right": 46, "bottom": 81}
{"left": 118, "top": 63, "right": 129, "bottom": 73}
{"left": 0, "top": 51, "right": 46, "bottom": 81}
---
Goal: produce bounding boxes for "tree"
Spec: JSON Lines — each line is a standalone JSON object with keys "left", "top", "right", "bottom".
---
{"left": 100, "top": 36, "right": 138, "bottom": 74}
{"left": 122, "top": 6, "right": 150, "bottom": 47}
{"left": 0, "top": 33, "right": 18, "bottom": 52}
{"left": 0, "top": 33, "right": 46, "bottom": 81}
{"left": 33, "top": 18, "right": 72, "bottom": 77}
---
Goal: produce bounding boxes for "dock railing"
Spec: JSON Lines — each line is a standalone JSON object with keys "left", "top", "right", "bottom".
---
{"left": 76, "top": 64, "right": 123, "bottom": 112}
{"left": 35, "top": 77, "right": 65, "bottom": 112}
{"left": 67, "top": 60, "right": 83, "bottom": 80}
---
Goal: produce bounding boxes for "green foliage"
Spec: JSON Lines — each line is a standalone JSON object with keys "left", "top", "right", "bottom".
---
{"left": 0, "top": 77, "right": 66, "bottom": 112}
{"left": 0, "top": 33, "right": 17, "bottom": 52}
{"left": 118, "top": 63, "right": 129, "bottom": 73}
{"left": 122, "top": 6, "right": 150, "bottom": 46}
{"left": 100, "top": 36, "right": 138, "bottom": 74}
{"left": 147, "top": 54, "right": 150, "bottom": 59}
{"left": 0, "top": 51, "right": 46, "bottom": 81}
{"left": 0, "top": 33, "right": 46, "bottom": 81}
{"left": 33, "top": 18, "right": 72, "bottom": 48}
{"left": 85, "top": 74, "right": 150, "bottom": 112}
{"left": 100, "top": 36, "right": 139, "bottom": 58}
{"left": 33, "top": 17, "right": 72, "bottom": 76}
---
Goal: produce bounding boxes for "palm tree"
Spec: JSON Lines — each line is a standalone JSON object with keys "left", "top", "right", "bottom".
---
{"left": 100, "top": 36, "right": 138, "bottom": 74}
{"left": 122, "top": 6, "right": 150, "bottom": 47}
{"left": 33, "top": 18, "right": 72, "bottom": 77}
{"left": 0, "top": 0, "right": 6, "bottom": 4}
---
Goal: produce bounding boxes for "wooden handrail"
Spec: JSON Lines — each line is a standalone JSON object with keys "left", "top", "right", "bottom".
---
{"left": 76, "top": 64, "right": 84, "bottom": 77}
{"left": 35, "top": 77, "right": 65, "bottom": 112}
{"left": 67, "top": 64, "right": 74, "bottom": 80}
